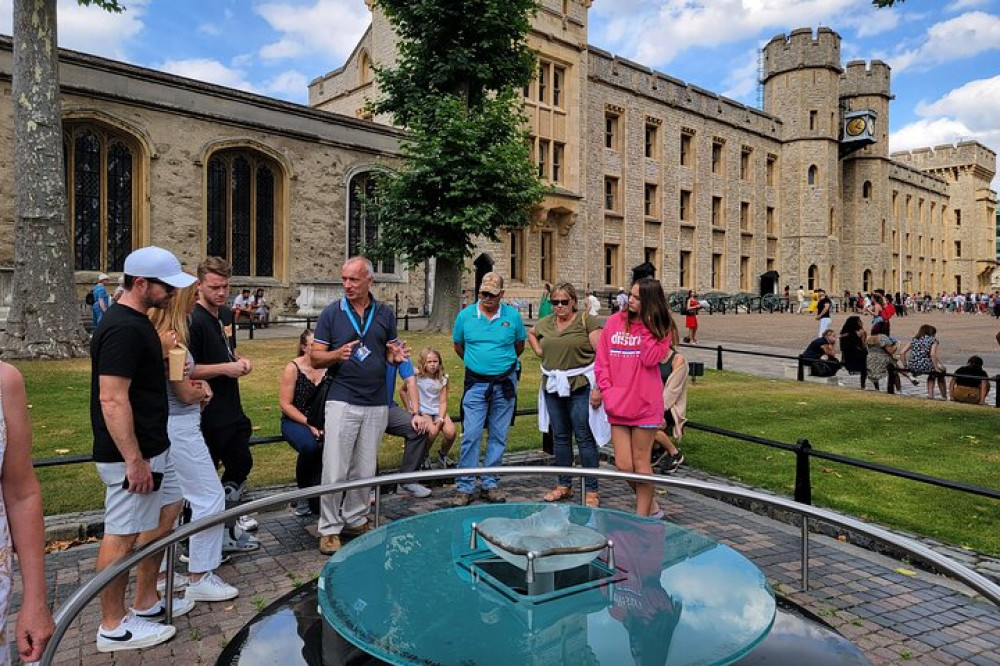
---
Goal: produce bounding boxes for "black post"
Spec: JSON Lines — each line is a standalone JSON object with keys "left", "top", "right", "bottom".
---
{"left": 528, "top": 303, "right": 533, "bottom": 319}
{"left": 404, "top": 314, "right": 410, "bottom": 331}
{"left": 995, "top": 375, "right": 1000, "bottom": 408}
{"left": 395, "top": 293, "right": 400, "bottom": 314}
{"left": 716, "top": 345, "right": 723, "bottom": 371}
{"left": 758, "top": 298, "right": 762, "bottom": 313}
{"left": 794, "top": 438, "right": 813, "bottom": 505}
{"left": 248, "top": 320, "right": 255, "bottom": 340}
{"left": 307, "top": 316, "right": 314, "bottom": 330}
{"left": 797, "top": 355, "right": 805, "bottom": 381}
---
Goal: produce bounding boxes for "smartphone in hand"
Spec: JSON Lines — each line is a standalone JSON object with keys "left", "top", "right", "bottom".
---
{"left": 122, "top": 471, "right": 164, "bottom": 491}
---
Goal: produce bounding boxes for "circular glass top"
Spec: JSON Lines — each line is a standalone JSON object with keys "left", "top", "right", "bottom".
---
{"left": 319, "top": 504, "right": 775, "bottom": 665}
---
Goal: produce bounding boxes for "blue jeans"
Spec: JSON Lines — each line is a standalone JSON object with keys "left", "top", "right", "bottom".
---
{"left": 544, "top": 387, "right": 599, "bottom": 492}
{"left": 281, "top": 418, "right": 323, "bottom": 510}
{"left": 456, "top": 377, "right": 517, "bottom": 494}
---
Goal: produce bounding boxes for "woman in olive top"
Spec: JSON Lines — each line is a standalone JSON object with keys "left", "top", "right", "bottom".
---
{"left": 528, "top": 283, "right": 603, "bottom": 507}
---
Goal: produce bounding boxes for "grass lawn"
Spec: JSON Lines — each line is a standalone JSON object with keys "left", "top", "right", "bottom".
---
{"left": 12, "top": 331, "right": 1000, "bottom": 556}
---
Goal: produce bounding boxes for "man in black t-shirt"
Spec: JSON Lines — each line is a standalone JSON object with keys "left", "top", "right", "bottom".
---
{"left": 188, "top": 257, "right": 259, "bottom": 553}
{"left": 91, "top": 246, "right": 197, "bottom": 653}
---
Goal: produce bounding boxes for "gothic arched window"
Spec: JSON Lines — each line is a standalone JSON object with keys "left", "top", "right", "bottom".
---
{"left": 348, "top": 171, "right": 395, "bottom": 275}
{"left": 63, "top": 123, "right": 141, "bottom": 272}
{"left": 807, "top": 165, "right": 818, "bottom": 185}
{"left": 206, "top": 149, "right": 279, "bottom": 277}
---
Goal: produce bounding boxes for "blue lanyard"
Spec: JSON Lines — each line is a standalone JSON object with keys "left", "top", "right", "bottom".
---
{"left": 341, "top": 296, "right": 376, "bottom": 340}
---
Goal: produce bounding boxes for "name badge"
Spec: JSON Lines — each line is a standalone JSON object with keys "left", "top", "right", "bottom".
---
{"left": 354, "top": 343, "right": 372, "bottom": 363}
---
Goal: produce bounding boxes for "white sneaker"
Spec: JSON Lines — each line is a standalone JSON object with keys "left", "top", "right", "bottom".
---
{"left": 237, "top": 514, "right": 259, "bottom": 532}
{"left": 400, "top": 483, "right": 432, "bottom": 498}
{"left": 96, "top": 613, "right": 177, "bottom": 652}
{"left": 185, "top": 571, "right": 239, "bottom": 602}
{"left": 131, "top": 596, "right": 195, "bottom": 623}
{"left": 155, "top": 573, "right": 188, "bottom": 594}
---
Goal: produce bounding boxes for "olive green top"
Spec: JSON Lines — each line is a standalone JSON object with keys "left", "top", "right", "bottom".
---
{"left": 534, "top": 311, "right": 602, "bottom": 392}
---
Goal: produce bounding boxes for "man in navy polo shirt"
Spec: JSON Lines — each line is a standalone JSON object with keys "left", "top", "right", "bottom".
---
{"left": 311, "top": 257, "right": 403, "bottom": 555}
{"left": 452, "top": 272, "right": 526, "bottom": 505}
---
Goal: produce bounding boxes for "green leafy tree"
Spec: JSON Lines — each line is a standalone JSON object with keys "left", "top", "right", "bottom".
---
{"left": 3, "top": 0, "right": 124, "bottom": 358}
{"left": 370, "top": 0, "right": 546, "bottom": 332}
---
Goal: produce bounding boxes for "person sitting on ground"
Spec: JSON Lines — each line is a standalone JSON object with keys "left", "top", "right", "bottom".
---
{"left": 865, "top": 322, "right": 900, "bottom": 393}
{"left": 279, "top": 330, "right": 326, "bottom": 516}
{"left": 231, "top": 289, "right": 254, "bottom": 326}
{"left": 251, "top": 288, "right": 270, "bottom": 327}
{"left": 950, "top": 356, "right": 990, "bottom": 405}
{"left": 802, "top": 329, "right": 842, "bottom": 377}
{"left": 651, "top": 347, "right": 688, "bottom": 474}
{"left": 899, "top": 324, "right": 947, "bottom": 400}
{"left": 406, "top": 347, "right": 457, "bottom": 469}
{"left": 838, "top": 316, "right": 867, "bottom": 388}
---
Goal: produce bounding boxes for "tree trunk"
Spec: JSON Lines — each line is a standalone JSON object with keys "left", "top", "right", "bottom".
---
{"left": 3, "top": 0, "right": 88, "bottom": 358}
{"left": 425, "top": 258, "right": 462, "bottom": 333}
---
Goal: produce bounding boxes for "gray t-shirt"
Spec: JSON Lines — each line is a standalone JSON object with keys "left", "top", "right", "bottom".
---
{"left": 167, "top": 351, "right": 199, "bottom": 417}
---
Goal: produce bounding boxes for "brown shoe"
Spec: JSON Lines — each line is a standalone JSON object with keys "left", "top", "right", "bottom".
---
{"left": 319, "top": 535, "right": 341, "bottom": 555}
{"left": 451, "top": 492, "right": 473, "bottom": 507}
{"left": 585, "top": 492, "right": 600, "bottom": 508}
{"left": 480, "top": 488, "right": 506, "bottom": 504}
{"left": 543, "top": 486, "right": 573, "bottom": 502}
{"left": 341, "top": 521, "right": 372, "bottom": 538}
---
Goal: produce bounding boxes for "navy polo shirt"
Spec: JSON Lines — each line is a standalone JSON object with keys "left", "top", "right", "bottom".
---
{"left": 314, "top": 297, "right": 397, "bottom": 406}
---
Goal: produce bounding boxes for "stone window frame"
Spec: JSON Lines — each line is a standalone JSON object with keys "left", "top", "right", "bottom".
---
{"left": 711, "top": 137, "right": 726, "bottom": 175}
{"left": 680, "top": 128, "right": 695, "bottom": 167}
{"left": 765, "top": 153, "right": 777, "bottom": 186}
{"left": 604, "top": 176, "right": 620, "bottom": 213}
{"left": 63, "top": 113, "right": 152, "bottom": 274}
{"left": 679, "top": 189, "right": 693, "bottom": 223}
{"left": 807, "top": 164, "right": 818, "bottom": 186}
{"left": 342, "top": 164, "right": 401, "bottom": 281}
{"left": 605, "top": 104, "right": 624, "bottom": 151}
{"left": 603, "top": 243, "right": 619, "bottom": 287}
{"left": 679, "top": 250, "right": 692, "bottom": 288}
{"left": 509, "top": 228, "right": 526, "bottom": 283}
{"left": 644, "top": 182, "right": 659, "bottom": 218}
{"left": 644, "top": 116, "right": 662, "bottom": 160}
{"left": 739, "top": 146, "right": 752, "bottom": 181}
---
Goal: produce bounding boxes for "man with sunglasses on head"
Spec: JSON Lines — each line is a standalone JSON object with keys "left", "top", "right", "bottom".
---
{"left": 91, "top": 246, "right": 197, "bottom": 652}
{"left": 451, "top": 272, "right": 526, "bottom": 506}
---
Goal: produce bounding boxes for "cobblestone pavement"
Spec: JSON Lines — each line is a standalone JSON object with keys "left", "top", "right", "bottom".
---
{"left": 21, "top": 460, "right": 1000, "bottom": 665}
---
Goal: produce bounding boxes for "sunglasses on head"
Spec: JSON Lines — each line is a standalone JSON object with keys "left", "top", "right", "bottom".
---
{"left": 480, "top": 291, "right": 500, "bottom": 299}
{"left": 550, "top": 299, "right": 571, "bottom": 306}
{"left": 146, "top": 278, "right": 176, "bottom": 293}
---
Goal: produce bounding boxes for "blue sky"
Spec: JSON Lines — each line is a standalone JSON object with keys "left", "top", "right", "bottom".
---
{"left": 1, "top": 0, "right": 998, "bottom": 187}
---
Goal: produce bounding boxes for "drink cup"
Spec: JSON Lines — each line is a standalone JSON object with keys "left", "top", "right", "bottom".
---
{"left": 168, "top": 346, "right": 186, "bottom": 381}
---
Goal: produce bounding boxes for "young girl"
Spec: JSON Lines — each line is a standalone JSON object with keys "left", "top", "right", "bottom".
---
{"left": 595, "top": 277, "right": 676, "bottom": 517}
{"left": 414, "top": 348, "right": 457, "bottom": 467}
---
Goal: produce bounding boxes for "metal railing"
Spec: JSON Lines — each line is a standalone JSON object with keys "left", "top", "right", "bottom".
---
{"left": 39, "top": 466, "right": 1000, "bottom": 665}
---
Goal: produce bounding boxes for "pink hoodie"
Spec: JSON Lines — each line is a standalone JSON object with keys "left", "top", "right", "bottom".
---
{"left": 595, "top": 311, "right": 674, "bottom": 426}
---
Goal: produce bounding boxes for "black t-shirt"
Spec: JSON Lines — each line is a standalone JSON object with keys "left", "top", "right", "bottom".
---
{"left": 314, "top": 297, "right": 398, "bottom": 406}
{"left": 802, "top": 337, "right": 829, "bottom": 359}
{"left": 816, "top": 297, "right": 832, "bottom": 318}
{"left": 91, "top": 303, "right": 170, "bottom": 462}
{"left": 954, "top": 365, "right": 988, "bottom": 387}
{"left": 189, "top": 303, "right": 247, "bottom": 427}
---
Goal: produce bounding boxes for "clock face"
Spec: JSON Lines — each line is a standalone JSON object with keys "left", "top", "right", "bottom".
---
{"left": 846, "top": 117, "right": 867, "bottom": 137}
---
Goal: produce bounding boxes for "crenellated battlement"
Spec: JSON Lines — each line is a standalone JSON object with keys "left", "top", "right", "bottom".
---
{"left": 892, "top": 141, "right": 997, "bottom": 181}
{"left": 841, "top": 60, "right": 891, "bottom": 99}
{"left": 762, "top": 27, "right": 842, "bottom": 81}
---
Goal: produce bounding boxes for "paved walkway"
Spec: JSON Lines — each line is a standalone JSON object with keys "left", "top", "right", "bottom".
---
{"left": 18, "top": 456, "right": 1000, "bottom": 665}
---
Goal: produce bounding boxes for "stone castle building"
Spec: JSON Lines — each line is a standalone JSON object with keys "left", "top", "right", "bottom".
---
{"left": 0, "top": 0, "right": 996, "bottom": 323}
{"left": 312, "top": 0, "right": 997, "bottom": 300}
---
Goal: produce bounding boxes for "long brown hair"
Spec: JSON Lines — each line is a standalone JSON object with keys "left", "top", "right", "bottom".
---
{"left": 148, "top": 285, "right": 198, "bottom": 346}
{"left": 629, "top": 277, "right": 675, "bottom": 342}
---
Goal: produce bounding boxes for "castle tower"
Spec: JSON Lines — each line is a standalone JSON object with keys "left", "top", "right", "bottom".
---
{"left": 840, "top": 60, "right": 892, "bottom": 292}
{"left": 762, "top": 28, "right": 843, "bottom": 292}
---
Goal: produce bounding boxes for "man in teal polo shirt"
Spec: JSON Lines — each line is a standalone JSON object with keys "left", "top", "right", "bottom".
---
{"left": 452, "top": 272, "right": 526, "bottom": 505}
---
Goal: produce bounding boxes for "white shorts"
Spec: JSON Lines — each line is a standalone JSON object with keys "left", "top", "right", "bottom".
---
{"left": 96, "top": 450, "right": 182, "bottom": 535}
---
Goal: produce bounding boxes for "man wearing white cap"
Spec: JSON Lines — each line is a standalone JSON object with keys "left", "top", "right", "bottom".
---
{"left": 91, "top": 273, "right": 111, "bottom": 330}
{"left": 91, "top": 246, "right": 197, "bottom": 652}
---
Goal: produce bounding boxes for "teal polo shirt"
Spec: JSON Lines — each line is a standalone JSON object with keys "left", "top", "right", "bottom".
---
{"left": 453, "top": 302, "right": 526, "bottom": 375}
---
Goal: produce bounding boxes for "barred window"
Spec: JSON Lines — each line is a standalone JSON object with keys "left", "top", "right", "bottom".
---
{"left": 206, "top": 150, "right": 277, "bottom": 277}
{"left": 64, "top": 124, "right": 138, "bottom": 272}
{"left": 348, "top": 172, "right": 395, "bottom": 275}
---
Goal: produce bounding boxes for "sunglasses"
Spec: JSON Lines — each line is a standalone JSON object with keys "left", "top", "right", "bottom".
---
{"left": 479, "top": 291, "right": 500, "bottom": 299}
{"left": 550, "top": 299, "right": 572, "bottom": 306}
{"left": 146, "top": 278, "right": 176, "bottom": 293}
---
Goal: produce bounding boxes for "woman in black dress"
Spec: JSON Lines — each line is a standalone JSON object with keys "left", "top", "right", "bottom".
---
{"left": 839, "top": 316, "right": 867, "bottom": 388}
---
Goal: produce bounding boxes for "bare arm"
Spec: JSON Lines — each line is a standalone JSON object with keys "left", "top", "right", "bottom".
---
{"left": 453, "top": 342, "right": 465, "bottom": 360}
{"left": 311, "top": 340, "right": 359, "bottom": 369}
{"left": 190, "top": 360, "right": 246, "bottom": 380}
{"left": 438, "top": 381, "right": 449, "bottom": 422}
{"left": 526, "top": 327, "right": 542, "bottom": 357}
{"left": 98, "top": 375, "right": 153, "bottom": 493}
{"left": 515, "top": 340, "right": 525, "bottom": 357}
{"left": 0, "top": 364, "right": 54, "bottom": 662}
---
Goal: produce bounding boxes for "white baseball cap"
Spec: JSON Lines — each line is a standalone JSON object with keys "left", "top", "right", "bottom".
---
{"left": 123, "top": 246, "right": 196, "bottom": 288}
{"left": 97, "top": 273, "right": 110, "bottom": 282}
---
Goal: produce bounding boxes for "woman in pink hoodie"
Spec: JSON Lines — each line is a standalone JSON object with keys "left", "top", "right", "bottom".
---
{"left": 595, "top": 278, "right": 676, "bottom": 516}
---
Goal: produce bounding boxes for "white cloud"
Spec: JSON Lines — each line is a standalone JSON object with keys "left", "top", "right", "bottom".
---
{"left": 198, "top": 23, "right": 222, "bottom": 36}
{"left": 156, "top": 58, "right": 259, "bottom": 94}
{"left": 888, "top": 11, "right": 1000, "bottom": 73}
{"left": 721, "top": 48, "right": 763, "bottom": 102}
{"left": 256, "top": 0, "right": 371, "bottom": 62}
{"left": 947, "top": 0, "right": 991, "bottom": 11}
{"left": 0, "top": 0, "right": 147, "bottom": 60}
{"left": 592, "top": 0, "right": 876, "bottom": 67}
{"left": 265, "top": 69, "right": 309, "bottom": 100}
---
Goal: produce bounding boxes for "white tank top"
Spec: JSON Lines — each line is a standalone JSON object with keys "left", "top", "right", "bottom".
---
{"left": 416, "top": 375, "right": 446, "bottom": 417}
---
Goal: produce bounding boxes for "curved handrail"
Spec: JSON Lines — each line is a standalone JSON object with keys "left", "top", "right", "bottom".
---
{"left": 40, "top": 466, "right": 1000, "bottom": 664}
